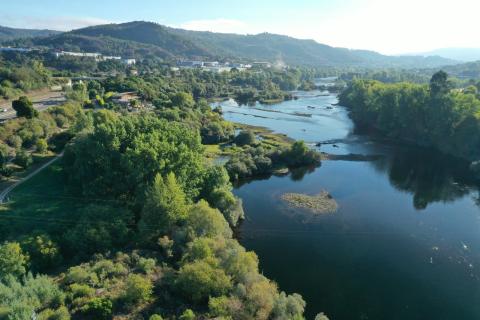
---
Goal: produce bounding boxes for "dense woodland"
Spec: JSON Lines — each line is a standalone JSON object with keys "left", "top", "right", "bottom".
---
{"left": 0, "top": 54, "right": 329, "bottom": 319}
{"left": 339, "top": 71, "right": 480, "bottom": 162}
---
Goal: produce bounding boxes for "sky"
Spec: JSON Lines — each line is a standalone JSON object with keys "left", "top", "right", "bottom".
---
{"left": 1, "top": 0, "right": 479, "bottom": 55}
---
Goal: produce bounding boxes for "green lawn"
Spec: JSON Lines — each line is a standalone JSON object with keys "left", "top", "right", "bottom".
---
{"left": 0, "top": 163, "right": 95, "bottom": 241}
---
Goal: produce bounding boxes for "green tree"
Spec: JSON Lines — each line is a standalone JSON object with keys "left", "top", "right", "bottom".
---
{"left": 13, "top": 150, "right": 32, "bottom": 168}
{"left": 123, "top": 274, "right": 153, "bottom": 305}
{"left": 80, "top": 297, "right": 112, "bottom": 320}
{"left": 171, "top": 92, "right": 195, "bottom": 108}
{"left": 36, "top": 138, "right": 48, "bottom": 154}
{"left": 179, "top": 309, "right": 195, "bottom": 320}
{"left": 0, "top": 242, "right": 29, "bottom": 279}
{"left": 430, "top": 70, "right": 450, "bottom": 97}
{"left": 0, "top": 143, "right": 8, "bottom": 170}
{"left": 176, "top": 258, "right": 232, "bottom": 303}
{"left": 12, "top": 96, "right": 38, "bottom": 119}
{"left": 0, "top": 274, "right": 65, "bottom": 319}
{"left": 235, "top": 130, "right": 256, "bottom": 146}
{"left": 186, "top": 200, "right": 232, "bottom": 239}
{"left": 20, "top": 233, "right": 61, "bottom": 272}
{"left": 139, "top": 173, "right": 189, "bottom": 241}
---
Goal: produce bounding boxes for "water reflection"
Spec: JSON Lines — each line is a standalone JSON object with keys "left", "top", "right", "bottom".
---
{"left": 216, "top": 85, "right": 480, "bottom": 319}
{"left": 372, "top": 146, "right": 477, "bottom": 210}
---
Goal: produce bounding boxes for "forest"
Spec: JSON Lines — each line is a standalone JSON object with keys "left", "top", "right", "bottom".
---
{"left": 339, "top": 71, "right": 480, "bottom": 162}
{"left": 0, "top": 58, "right": 326, "bottom": 319}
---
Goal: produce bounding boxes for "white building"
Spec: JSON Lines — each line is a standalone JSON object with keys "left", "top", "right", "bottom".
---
{"left": 54, "top": 51, "right": 102, "bottom": 60}
{"left": 122, "top": 58, "right": 136, "bottom": 65}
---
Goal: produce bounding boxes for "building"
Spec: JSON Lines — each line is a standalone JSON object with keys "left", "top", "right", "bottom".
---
{"left": 122, "top": 58, "right": 136, "bottom": 65}
{"left": 103, "top": 55, "right": 122, "bottom": 61}
{"left": 252, "top": 62, "right": 272, "bottom": 68}
{"left": 203, "top": 61, "right": 219, "bottom": 67}
{"left": 177, "top": 60, "right": 204, "bottom": 68}
{"left": 202, "top": 66, "right": 232, "bottom": 73}
{"left": 54, "top": 51, "right": 102, "bottom": 60}
{"left": 53, "top": 51, "right": 135, "bottom": 64}
{"left": 0, "top": 47, "right": 31, "bottom": 52}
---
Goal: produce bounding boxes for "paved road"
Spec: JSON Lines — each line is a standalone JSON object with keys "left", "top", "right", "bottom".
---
{"left": 0, "top": 153, "right": 63, "bottom": 204}
{"left": 0, "top": 91, "right": 66, "bottom": 121}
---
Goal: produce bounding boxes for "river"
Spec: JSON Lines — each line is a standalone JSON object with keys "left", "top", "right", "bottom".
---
{"left": 213, "top": 79, "right": 480, "bottom": 320}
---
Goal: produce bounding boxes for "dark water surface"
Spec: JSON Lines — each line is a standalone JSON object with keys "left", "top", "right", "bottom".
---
{"left": 213, "top": 84, "right": 480, "bottom": 320}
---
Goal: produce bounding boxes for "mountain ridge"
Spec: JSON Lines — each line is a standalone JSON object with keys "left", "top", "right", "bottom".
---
{"left": 2, "top": 21, "right": 458, "bottom": 68}
{"left": 0, "top": 25, "right": 61, "bottom": 42}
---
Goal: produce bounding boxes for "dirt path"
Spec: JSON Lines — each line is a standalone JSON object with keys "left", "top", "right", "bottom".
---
{"left": 0, "top": 152, "right": 63, "bottom": 204}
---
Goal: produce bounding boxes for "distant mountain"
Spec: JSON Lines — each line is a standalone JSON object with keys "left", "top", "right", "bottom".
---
{"left": 0, "top": 25, "right": 61, "bottom": 42}
{"left": 9, "top": 21, "right": 458, "bottom": 68}
{"left": 419, "top": 48, "right": 480, "bottom": 62}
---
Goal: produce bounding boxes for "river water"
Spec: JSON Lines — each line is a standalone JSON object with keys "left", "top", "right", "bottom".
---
{"left": 213, "top": 81, "right": 480, "bottom": 320}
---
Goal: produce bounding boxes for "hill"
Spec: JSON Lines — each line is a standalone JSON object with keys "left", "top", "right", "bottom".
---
{"left": 12, "top": 21, "right": 458, "bottom": 68}
{"left": 419, "top": 48, "right": 480, "bottom": 62}
{"left": 0, "top": 25, "right": 60, "bottom": 42}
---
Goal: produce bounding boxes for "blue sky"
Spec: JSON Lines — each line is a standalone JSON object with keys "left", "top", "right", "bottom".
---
{"left": 1, "top": 0, "right": 479, "bottom": 54}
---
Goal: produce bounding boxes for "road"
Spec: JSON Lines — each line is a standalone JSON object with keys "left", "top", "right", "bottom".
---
{"left": 0, "top": 152, "right": 63, "bottom": 204}
{"left": 0, "top": 90, "right": 66, "bottom": 121}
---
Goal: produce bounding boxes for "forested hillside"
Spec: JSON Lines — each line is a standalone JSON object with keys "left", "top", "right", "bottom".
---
{"left": 0, "top": 26, "right": 60, "bottom": 42}
{"left": 6, "top": 21, "right": 456, "bottom": 68}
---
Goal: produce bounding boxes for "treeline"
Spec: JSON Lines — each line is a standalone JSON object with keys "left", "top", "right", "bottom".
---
{"left": 0, "top": 98, "right": 87, "bottom": 176}
{"left": 226, "top": 131, "right": 321, "bottom": 180}
{"left": 0, "top": 54, "right": 51, "bottom": 99}
{"left": 339, "top": 71, "right": 480, "bottom": 161}
{"left": 102, "top": 67, "right": 317, "bottom": 105}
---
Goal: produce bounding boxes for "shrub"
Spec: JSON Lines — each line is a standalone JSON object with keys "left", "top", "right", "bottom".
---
{"left": 179, "top": 309, "right": 196, "bottom": 320}
{"left": 176, "top": 259, "right": 232, "bottom": 303}
{"left": 234, "top": 130, "right": 256, "bottom": 146}
{"left": 12, "top": 96, "right": 38, "bottom": 119}
{"left": 0, "top": 242, "right": 29, "bottom": 279}
{"left": 123, "top": 274, "right": 153, "bottom": 305}
{"left": 13, "top": 150, "right": 33, "bottom": 168}
{"left": 80, "top": 297, "right": 113, "bottom": 320}
{"left": 36, "top": 138, "right": 48, "bottom": 154}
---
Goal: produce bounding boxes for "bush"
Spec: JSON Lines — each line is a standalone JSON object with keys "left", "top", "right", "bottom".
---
{"left": 38, "top": 306, "right": 70, "bottom": 320}
{"left": 36, "top": 138, "right": 48, "bottom": 154}
{"left": 136, "top": 257, "right": 156, "bottom": 274}
{"left": 12, "top": 96, "right": 38, "bottom": 119}
{"left": 7, "top": 135, "right": 22, "bottom": 149}
{"left": 13, "top": 150, "right": 32, "bottom": 168}
{"left": 176, "top": 259, "right": 232, "bottom": 303}
{"left": 123, "top": 274, "right": 153, "bottom": 305}
{"left": 80, "top": 297, "right": 113, "bottom": 320}
{"left": 234, "top": 130, "right": 256, "bottom": 146}
{"left": 20, "top": 233, "right": 62, "bottom": 272}
{"left": 179, "top": 309, "right": 196, "bottom": 320}
{"left": 0, "top": 242, "right": 29, "bottom": 279}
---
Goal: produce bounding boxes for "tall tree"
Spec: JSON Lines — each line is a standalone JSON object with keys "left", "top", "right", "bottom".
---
{"left": 12, "top": 96, "right": 38, "bottom": 119}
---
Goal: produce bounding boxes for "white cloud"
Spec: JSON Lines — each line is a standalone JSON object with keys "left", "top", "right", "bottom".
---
{"left": 0, "top": 15, "right": 112, "bottom": 31}
{"left": 179, "top": 18, "right": 260, "bottom": 34}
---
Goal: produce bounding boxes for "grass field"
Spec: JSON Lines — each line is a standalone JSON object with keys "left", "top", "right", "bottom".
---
{"left": 0, "top": 162, "right": 110, "bottom": 241}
